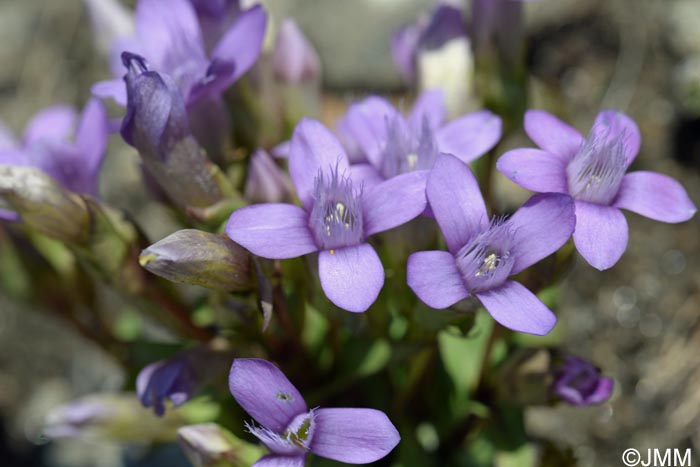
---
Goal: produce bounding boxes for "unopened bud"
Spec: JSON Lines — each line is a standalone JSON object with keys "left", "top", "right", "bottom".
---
{"left": 177, "top": 423, "right": 264, "bottom": 467}
{"left": 244, "top": 149, "right": 294, "bottom": 203}
{"left": 272, "top": 18, "right": 321, "bottom": 84}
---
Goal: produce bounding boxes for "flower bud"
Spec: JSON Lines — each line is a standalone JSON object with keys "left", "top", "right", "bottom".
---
{"left": 140, "top": 229, "right": 252, "bottom": 292}
{"left": 244, "top": 149, "right": 294, "bottom": 203}
{"left": 0, "top": 165, "right": 90, "bottom": 244}
{"left": 552, "top": 354, "right": 614, "bottom": 406}
{"left": 272, "top": 18, "right": 321, "bottom": 84}
{"left": 177, "top": 423, "right": 265, "bottom": 467}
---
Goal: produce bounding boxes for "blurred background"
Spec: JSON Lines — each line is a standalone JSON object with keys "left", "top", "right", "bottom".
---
{"left": 0, "top": 0, "right": 699, "bottom": 466}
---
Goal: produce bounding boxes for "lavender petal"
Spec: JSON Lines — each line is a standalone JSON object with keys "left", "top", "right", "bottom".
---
{"left": 614, "top": 171, "right": 697, "bottom": 223}
{"left": 476, "top": 280, "right": 557, "bottom": 335}
{"left": 408, "top": 89, "right": 446, "bottom": 132}
{"left": 573, "top": 200, "right": 629, "bottom": 270}
{"left": 524, "top": 110, "right": 584, "bottom": 159}
{"left": 23, "top": 105, "right": 77, "bottom": 147}
{"left": 362, "top": 170, "right": 428, "bottom": 236}
{"left": 496, "top": 148, "right": 569, "bottom": 194}
{"left": 407, "top": 250, "right": 469, "bottom": 309}
{"left": 435, "top": 110, "right": 502, "bottom": 164}
{"left": 592, "top": 109, "right": 641, "bottom": 166}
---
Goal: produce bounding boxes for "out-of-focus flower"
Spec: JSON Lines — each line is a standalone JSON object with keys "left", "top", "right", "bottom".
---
{"left": 92, "top": 0, "right": 267, "bottom": 107}
{"left": 272, "top": 18, "right": 321, "bottom": 85}
{"left": 189, "top": 0, "right": 242, "bottom": 52}
{"left": 83, "top": 0, "right": 135, "bottom": 73}
{"left": 244, "top": 149, "right": 294, "bottom": 203}
{"left": 137, "top": 346, "right": 232, "bottom": 416}
{"left": 177, "top": 423, "right": 265, "bottom": 467}
{"left": 229, "top": 358, "right": 400, "bottom": 466}
{"left": 338, "top": 90, "right": 501, "bottom": 184}
{"left": 121, "top": 53, "right": 226, "bottom": 208}
{"left": 407, "top": 154, "right": 575, "bottom": 335}
{"left": 552, "top": 355, "right": 614, "bottom": 406}
{"left": 497, "top": 110, "right": 697, "bottom": 270}
{"left": 227, "top": 118, "right": 428, "bottom": 312}
{"left": 0, "top": 99, "right": 109, "bottom": 205}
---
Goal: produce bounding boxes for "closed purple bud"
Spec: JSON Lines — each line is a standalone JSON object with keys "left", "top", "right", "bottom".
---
{"left": 552, "top": 355, "right": 614, "bottom": 406}
{"left": 140, "top": 229, "right": 252, "bottom": 292}
{"left": 244, "top": 149, "right": 294, "bottom": 203}
{"left": 272, "top": 18, "right": 321, "bottom": 84}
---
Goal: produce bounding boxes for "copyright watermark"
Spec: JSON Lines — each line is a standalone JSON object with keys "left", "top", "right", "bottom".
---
{"left": 621, "top": 448, "right": 692, "bottom": 467}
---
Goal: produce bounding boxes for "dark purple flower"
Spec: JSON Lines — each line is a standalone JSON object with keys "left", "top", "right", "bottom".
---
{"left": 227, "top": 118, "right": 428, "bottom": 312}
{"left": 552, "top": 355, "right": 614, "bottom": 406}
{"left": 407, "top": 153, "right": 575, "bottom": 335}
{"left": 272, "top": 18, "right": 321, "bottom": 84}
{"left": 92, "top": 0, "right": 266, "bottom": 107}
{"left": 230, "top": 358, "right": 400, "bottom": 466}
{"left": 391, "top": 3, "right": 467, "bottom": 84}
{"left": 497, "top": 110, "right": 697, "bottom": 270}
{"left": 338, "top": 90, "right": 501, "bottom": 183}
{"left": 0, "top": 99, "right": 109, "bottom": 222}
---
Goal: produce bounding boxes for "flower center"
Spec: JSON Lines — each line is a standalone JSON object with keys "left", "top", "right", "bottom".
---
{"left": 456, "top": 218, "right": 515, "bottom": 293}
{"left": 380, "top": 115, "right": 438, "bottom": 179}
{"left": 245, "top": 410, "right": 316, "bottom": 456}
{"left": 566, "top": 126, "right": 626, "bottom": 205}
{"left": 309, "top": 166, "right": 364, "bottom": 250}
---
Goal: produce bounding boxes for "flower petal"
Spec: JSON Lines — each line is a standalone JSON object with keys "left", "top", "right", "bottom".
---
{"left": 225, "top": 204, "right": 318, "bottom": 259}
{"left": 407, "top": 250, "right": 469, "bottom": 309}
{"left": 496, "top": 148, "right": 568, "bottom": 193}
{"left": 573, "top": 201, "right": 628, "bottom": 270}
{"left": 252, "top": 455, "right": 306, "bottom": 467}
{"left": 476, "top": 280, "right": 557, "bottom": 335}
{"left": 349, "top": 163, "right": 383, "bottom": 188}
{"left": 91, "top": 79, "right": 127, "bottom": 106}
{"left": 24, "top": 105, "right": 77, "bottom": 147}
{"left": 408, "top": 90, "right": 446, "bottom": 132}
{"left": 318, "top": 244, "right": 384, "bottom": 313}
{"left": 310, "top": 408, "right": 400, "bottom": 464}
{"left": 435, "top": 110, "right": 502, "bottom": 163}
{"left": 592, "top": 110, "right": 640, "bottom": 166}
{"left": 229, "top": 358, "right": 307, "bottom": 434}
{"left": 428, "top": 153, "right": 488, "bottom": 254}
{"left": 74, "top": 99, "right": 109, "bottom": 194}
{"left": 613, "top": 171, "right": 696, "bottom": 223}
{"left": 289, "top": 118, "right": 349, "bottom": 208}
{"left": 339, "top": 96, "right": 400, "bottom": 167}
{"left": 524, "top": 110, "right": 584, "bottom": 159}
{"left": 212, "top": 5, "right": 268, "bottom": 86}
{"left": 508, "top": 193, "right": 575, "bottom": 275}
{"left": 362, "top": 170, "right": 428, "bottom": 236}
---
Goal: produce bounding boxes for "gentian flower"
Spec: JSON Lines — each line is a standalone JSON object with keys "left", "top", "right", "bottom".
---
{"left": 226, "top": 118, "right": 428, "bottom": 312}
{"left": 407, "top": 153, "right": 575, "bottom": 335}
{"left": 552, "top": 355, "right": 614, "bottom": 406}
{"left": 272, "top": 18, "right": 321, "bottom": 85}
{"left": 244, "top": 149, "right": 295, "bottom": 203}
{"left": 338, "top": 90, "right": 501, "bottom": 184}
{"left": 0, "top": 99, "right": 109, "bottom": 220}
{"left": 229, "top": 358, "right": 400, "bottom": 466}
{"left": 137, "top": 347, "right": 231, "bottom": 416}
{"left": 497, "top": 110, "right": 697, "bottom": 270}
{"left": 92, "top": 0, "right": 267, "bottom": 107}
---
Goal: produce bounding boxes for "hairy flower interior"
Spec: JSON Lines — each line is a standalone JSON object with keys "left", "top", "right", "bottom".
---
{"left": 309, "top": 165, "right": 364, "bottom": 250}
{"left": 245, "top": 410, "right": 316, "bottom": 456}
{"left": 566, "top": 126, "right": 627, "bottom": 205}
{"left": 380, "top": 115, "right": 438, "bottom": 179}
{"left": 456, "top": 218, "right": 515, "bottom": 293}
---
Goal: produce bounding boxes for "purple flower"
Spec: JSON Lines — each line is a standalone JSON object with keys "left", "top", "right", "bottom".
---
{"left": 407, "top": 153, "right": 575, "bottom": 335}
{"left": 92, "top": 0, "right": 266, "bottom": 107}
{"left": 552, "top": 355, "right": 614, "bottom": 406}
{"left": 338, "top": 90, "right": 501, "bottom": 183}
{"left": 272, "top": 18, "right": 321, "bottom": 84}
{"left": 226, "top": 118, "right": 428, "bottom": 312}
{"left": 0, "top": 99, "right": 109, "bottom": 221}
{"left": 229, "top": 358, "right": 400, "bottom": 466}
{"left": 391, "top": 3, "right": 467, "bottom": 84}
{"left": 244, "top": 149, "right": 294, "bottom": 204}
{"left": 497, "top": 110, "right": 697, "bottom": 270}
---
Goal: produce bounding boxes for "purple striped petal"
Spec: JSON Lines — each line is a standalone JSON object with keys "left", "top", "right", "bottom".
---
{"left": 496, "top": 148, "right": 568, "bottom": 193}
{"left": 573, "top": 201, "right": 628, "bottom": 270}
{"left": 592, "top": 110, "right": 640, "bottom": 166}
{"left": 289, "top": 118, "right": 349, "bottom": 208}
{"left": 24, "top": 105, "right": 77, "bottom": 147}
{"left": 524, "top": 110, "right": 584, "bottom": 160}
{"left": 613, "top": 171, "right": 696, "bottom": 223}
{"left": 225, "top": 204, "right": 318, "bottom": 259}
{"left": 508, "top": 193, "right": 575, "bottom": 275}
{"left": 229, "top": 359, "right": 307, "bottom": 434}
{"left": 310, "top": 408, "right": 400, "bottom": 464}
{"left": 407, "top": 250, "right": 469, "bottom": 309}
{"left": 340, "top": 97, "right": 400, "bottom": 166}
{"left": 318, "top": 244, "right": 384, "bottom": 313}
{"left": 211, "top": 5, "right": 267, "bottom": 86}
{"left": 362, "top": 170, "right": 428, "bottom": 236}
{"left": 435, "top": 110, "right": 502, "bottom": 164}
{"left": 427, "top": 153, "right": 488, "bottom": 254}
{"left": 408, "top": 90, "right": 446, "bottom": 132}
{"left": 476, "top": 280, "right": 557, "bottom": 335}
{"left": 91, "top": 79, "right": 127, "bottom": 106}
{"left": 252, "top": 455, "right": 306, "bottom": 467}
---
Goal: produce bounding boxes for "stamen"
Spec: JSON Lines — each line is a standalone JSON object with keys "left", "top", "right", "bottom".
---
{"left": 456, "top": 218, "right": 515, "bottom": 293}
